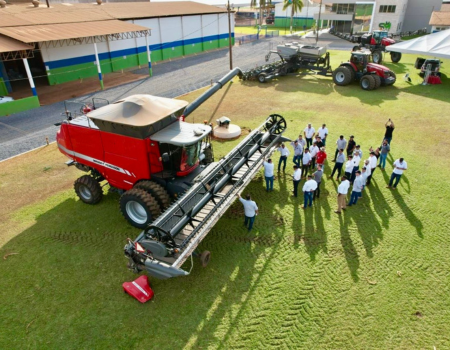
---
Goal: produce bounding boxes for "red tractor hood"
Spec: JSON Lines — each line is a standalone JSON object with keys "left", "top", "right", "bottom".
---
{"left": 367, "top": 63, "right": 389, "bottom": 71}
{"left": 381, "top": 37, "right": 396, "bottom": 46}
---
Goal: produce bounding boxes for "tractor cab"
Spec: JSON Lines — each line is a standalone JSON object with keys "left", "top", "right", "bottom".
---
{"left": 372, "top": 30, "right": 387, "bottom": 44}
{"left": 350, "top": 51, "right": 370, "bottom": 71}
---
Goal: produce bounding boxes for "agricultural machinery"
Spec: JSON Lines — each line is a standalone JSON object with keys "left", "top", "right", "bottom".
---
{"left": 56, "top": 68, "right": 289, "bottom": 279}
{"left": 333, "top": 51, "right": 396, "bottom": 91}
{"left": 415, "top": 57, "right": 441, "bottom": 77}
{"left": 241, "top": 43, "right": 332, "bottom": 83}
{"left": 353, "top": 30, "right": 402, "bottom": 64}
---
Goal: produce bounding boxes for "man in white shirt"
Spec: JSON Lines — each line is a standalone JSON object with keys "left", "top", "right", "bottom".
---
{"left": 290, "top": 140, "right": 303, "bottom": 167}
{"left": 344, "top": 155, "right": 354, "bottom": 179}
{"left": 292, "top": 165, "right": 302, "bottom": 197}
{"left": 318, "top": 124, "right": 329, "bottom": 146}
{"left": 366, "top": 151, "right": 378, "bottom": 185}
{"left": 302, "top": 175, "right": 317, "bottom": 209}
{"left": 237, "top": 193, "right": 259, "bottom": 231}
{"left": 301, "top": 148, "right": 312, "bottom": 178}
{"left": 303, "top": 123, "right": 315, "bottom": 148}
{"left": 309, "top": 142, "right": 319, "bottom": 169}
{"left": 331, "top": 149, "right": 345, "bottom": 180}
{"left": 387, "top": 158, "right": 407, "bottom": 189}
{"left": 277, "top": 143, "right": 290, "bottom": 172}
{"left": 263, "top": 158, "right": 275, "bottom": 192}
{"left": 348, "top": 171, "right": 364, "bottom": 206}
{"left": 335, "top": 176, "right": 350, "bottom": 214}
{"left": 351, "top": 153, "right": 361, "bottom": 183}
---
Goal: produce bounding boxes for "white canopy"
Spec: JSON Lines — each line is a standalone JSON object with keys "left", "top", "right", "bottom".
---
{"left": 150, "top": 121, "right": 211, "bottom": 146}
{"left": 386, "top": 30, "right": 450, "bottom": 59}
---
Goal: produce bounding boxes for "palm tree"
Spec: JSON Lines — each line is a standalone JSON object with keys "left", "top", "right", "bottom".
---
{"left": 250, "top": 0, "right": 271, "bottom": 26}
{"left": 282, "top": 0, "right": 304, "bottom": 34}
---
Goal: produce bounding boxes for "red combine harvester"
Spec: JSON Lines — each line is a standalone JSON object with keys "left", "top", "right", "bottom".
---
{"left": 333, "top": 51, "right": 396, "bottom": 91}
{"left": 354, "top": 30, "right": 402, "bottom": 64}
{"left": 56, "top": 69, "right": 289, "bottom": 278}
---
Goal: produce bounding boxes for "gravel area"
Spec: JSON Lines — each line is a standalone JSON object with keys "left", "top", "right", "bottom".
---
{"left": 0, "top": 33, "right": 353, "bottom": 161}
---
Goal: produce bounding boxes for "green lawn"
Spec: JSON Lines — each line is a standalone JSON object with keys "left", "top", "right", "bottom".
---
{"left": 1, "top": 51, "right": 450, "bottom": 349}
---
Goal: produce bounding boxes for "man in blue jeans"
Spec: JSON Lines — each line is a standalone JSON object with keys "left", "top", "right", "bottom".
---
{"left": 277, "top": 143, "right": 290, "bottom": 172}
{"left": 379, "top": 139, "right": 390, "bottom": 170}
{"left": 263, "top": 158, "right": 274, "bottom": 192}
{"left": 387, "top": 158, "right": 407, "bottom": 189}
{"left": 302, "top": 175, "right": 317, "bottom": 209}
{"left": 348, "top": 170, "right": 364, "bottom": 206}
{"left": 237, "top": 193, "right": 259, "bottom": 231}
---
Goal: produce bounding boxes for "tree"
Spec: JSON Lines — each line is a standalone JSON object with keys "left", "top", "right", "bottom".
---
{"left": 250, "top": 0, "right": 272, "bottom": 26}
{"left": 282, "top": 0, "right": 304, "bottom": 34}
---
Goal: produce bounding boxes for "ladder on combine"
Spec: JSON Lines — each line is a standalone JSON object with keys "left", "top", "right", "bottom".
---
{"left": 124, "top": 114, "right": 288, "bottom": 279}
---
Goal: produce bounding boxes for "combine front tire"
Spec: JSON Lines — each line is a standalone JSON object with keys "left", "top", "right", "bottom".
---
{"left": 134, "top": 181, "right": 171, "bottom": 211}
{"left": 360, "top": 75, "right": 376, "bottom": 90}
{"left": 333, "top": 67, "right": 353, "bottom": 86}
{"left": 390, "top": 51, "right": 402, "bottom": 63}
{"left": 74, "top": 175, "right": 103, "bottom": 204}
{"left": 372, "top": 50, "right": 383, "bottom": 64}
{"left": 120, "top": 188, "right": 161, "bottom": 229}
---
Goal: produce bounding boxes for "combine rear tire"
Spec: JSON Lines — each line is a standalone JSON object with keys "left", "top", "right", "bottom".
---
{"left": 120, "top": 188, "right": 161, "bottom": 229}
{"left": 200, "top": 251, "right": 211, "bottom": 267}
{"left": 372, "top": 50, "right": 383, "bottom": 64}
{"left": 134, "top": 180, "right": 171, "bottom": 211}
{"left": 74, "top": 175, "right": 103, "bottom": 204}
{"left": 333, "top": 67, "right": 353, "bottom": 86}
{"left": 390, "top": 51, "right": 402, "bottom": 63}
{"left": 360, "top": 75, "right": 376, "bottom": 90}
{"left": 258, "top": 73, "right": 267, "bottom": 83}
{"left": 373, "top": 75, "right": 381, "bottom": 89}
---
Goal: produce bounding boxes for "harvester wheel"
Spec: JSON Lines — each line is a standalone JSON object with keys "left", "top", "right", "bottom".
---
{"left": 74, "top": 175, "right": 103, "bottom": 204}
{"left": 390, "top": 51, "right": 402, "bottom": 63}
{"left": 372, "top": 50, "right": 383, "bottom": 64}
{"left": 257, "top": 73, "right": 267, "bottom": 83}
{"left": 360, "top": 75, "right": 376, "bottom": 91}
{"left": 333, "top": 67, "right": 353, "bottom": 86}
{"left": 200, "top": 251, "right": 211, "bottom": 267}
{"left": 134, "top": 180, "right": 171, "bottom": 211}
{"left": 373, "top": 75, "right": 381, "bottom": 89}
{"left": 120, "top": 188, "right": 161, "bottom": 229}
{"left": 264, "top": 114, "right": 287, "bottom": 135}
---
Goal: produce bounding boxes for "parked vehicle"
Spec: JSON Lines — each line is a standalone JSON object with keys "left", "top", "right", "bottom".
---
{"left": 415, "top": 57, "right": 441, "bottom": 77}
{"left": 354, "top": 30, "right": 402, "bottom": 64}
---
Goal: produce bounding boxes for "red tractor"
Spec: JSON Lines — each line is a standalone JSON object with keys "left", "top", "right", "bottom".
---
{"left": 332, "top": 51, "right": 396, "bottom": 91}
{"left": 354, "top": 30, "right": 402, "bottom": 64}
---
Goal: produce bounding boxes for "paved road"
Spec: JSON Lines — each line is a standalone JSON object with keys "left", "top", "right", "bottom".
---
{"left": 0, "top": 33, "right": 353, "bottom": 161}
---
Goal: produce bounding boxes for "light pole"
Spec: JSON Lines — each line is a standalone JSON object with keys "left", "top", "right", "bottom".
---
{"left": 316, "top": 0, "right": 322, "bottom": 44}
{"left": 227, "top": 0, "right": 233, "bottom": 70}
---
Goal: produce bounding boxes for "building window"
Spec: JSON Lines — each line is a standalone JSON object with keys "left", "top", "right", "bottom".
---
{"left": 331, "top": 3, "right": 355, "bottom": 14}
{"left": 379, "top": 5, "right": 396, "bottom": 13}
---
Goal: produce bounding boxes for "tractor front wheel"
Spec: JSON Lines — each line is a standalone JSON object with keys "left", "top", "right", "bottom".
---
{"left": 360, "top": 75, "right": 376, "bottom": 91}
{"left": 120, "top": 188, "right": 161, "bottom": 229}
{"left": 388, "top": 70, "right": 397, "bottom": 85}
{"left": 372, "top": 50, "right": 383, "bottom": 64}
{"left": 333, "top": 67, "right": 353, "bottom": 86}
{"left": 373, "top": 75, "right": 381, "bottom": 89}
{"left": 74, "top": 175, "right": 103, "bottom": 204}
{"left": 390, "top": 51, "right": 402, "bottom": 63}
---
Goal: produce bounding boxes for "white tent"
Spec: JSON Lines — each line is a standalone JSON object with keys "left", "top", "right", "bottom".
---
{"left": 386, "top": 30, "right": 450, "bottom": 59}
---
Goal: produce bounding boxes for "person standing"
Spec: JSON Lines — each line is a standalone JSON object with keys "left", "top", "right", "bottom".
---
{"left": 379, "top": 139, "right": 390, "bottom": 170}
{"left": 353, "top": 145, "right": 363, "bottom": 159}
{"left": 302, "top": 148, "right": 312, "bottom": 178}
{"left": 302, "top": 175, "right": 317, "bottom": 209}
{"left": 297, "top": 134, "right": 307, "bottom": 149}
{"left": 335, "top": 176, "right": 350, "bottom": 214}
{"left": 346, "top": 135, "right": 356, "bottom": 157}
{"left": 351, "top": 152, "right": 361, "bottom": 183}
{"left": 333, "top": 135, "right": 347, "bottom": 162}
{"left": 277, "top": 143, "right": 290, "bottom": 172}
{"left": 344, "top": 155, "right": 354, "bottom": 180}
{"left": 237, "top": 193, "right": 259, "bottom": 232}
{"left": 313, "top": 165, "right": 323, "bottom": 200}
{"left": 290, "top": 140, "right": 303, "bottom": 167}
{"left": 387, "top": 158, "right": 407, "bottom": 189}
{"left": 309, "top": 142, "right": 319, "bottom": 169}
{"left": 292, "top": 165, "right": 302, "bottom": 197}
{"left": 318, "top": 124, "right": 329, "bottom": 146}
{"left": 383, "top": 119, "right": 395, "bottom": 145}
{"left": 304, "top": 123, "right": 316, "bottom": 148}
{"left": 315, "top": 136, "right": 324, "bottom": 149}
{"left": 263, "top": 158, "right": 274, "bottom": 192}
{"left": 331, "top": 149, "right": 345, "bottom": 179}
{"left": 348, "top": 171, "right": 364, "bottom": 206}
{"left": 365, "top": 151, "right": 378, "bottom": 185}
{"left": 316, "top": 147, "right": 327, "bottom": 170}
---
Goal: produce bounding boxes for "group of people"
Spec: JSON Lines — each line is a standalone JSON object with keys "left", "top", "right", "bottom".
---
{"left": 238, "top": 119, "right": 408, "bottom": 230}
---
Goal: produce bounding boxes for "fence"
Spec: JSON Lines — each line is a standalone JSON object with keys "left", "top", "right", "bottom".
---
{"left": 238, "top": 30, "right": 280, "bottom": 45}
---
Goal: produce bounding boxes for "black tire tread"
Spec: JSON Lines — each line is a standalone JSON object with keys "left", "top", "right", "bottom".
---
{"left": 390, "top": 51, "right": 402, "bottom": 63}
{"left": 333, "top": 67, "right": 353, "bottom": 86}
{"left": 373, "top": 75, "right": 381, "bottom": 89}
{"left": 360, "top": 75, "right": 376, "bottom": 90}
{"left": 134, "top": 180, "right": 171, "bottom": 210}
{"left": 119, "top": 188, "right": 161, "bottom": 228}
{"left": 372, "top": 50, "right": 383, "bottom": 64}
{"left": 74, "top": 175, "right": 103, "bottom": 204}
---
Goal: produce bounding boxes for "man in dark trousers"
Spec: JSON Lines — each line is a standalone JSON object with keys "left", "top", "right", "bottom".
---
{"left": 383, "top": 119, "right": 395, "bottom": 145}
{"left": 346, "top": 135, "right": 356, "bottom": 157}
{"left": 330, "top": 149, "right": 345, "bottom": 180}
{"left": 333, "top": 135, "right": 347, "bottom": 162}
{"left": 313, "top": 165, "right": 323, "bottom": 200}
{"left": 292, "top": 165, "right": 302, "bottom": 197}
{"left": 237, "top": 193, "right": 259, "bottom": 232}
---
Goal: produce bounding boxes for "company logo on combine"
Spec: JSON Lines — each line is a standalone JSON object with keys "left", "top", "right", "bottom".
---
{"left": 379, "top": 21, "right": 391, "bottom": 30}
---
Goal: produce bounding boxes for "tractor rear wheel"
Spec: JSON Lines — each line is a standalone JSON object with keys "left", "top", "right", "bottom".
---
{"left": 372, "top": 50, "right": 383, "bottom": 64}
{"left": 120, "top": 188, "right": 161, "bottom": 229}
{"left": 360, "top": 75, "right": 376, "bottom": 91}
{"left": 390, "top": 51, "right": 402, "bottom": 63}
{"left": 134, "top": 180, "right": 171, "bottom": 211}
{"left": 258, "top": 73, "right": 267, "bottom": 83}
{"left": 333, "top": 67, "right": 353, "bottom": 86}
{"left": 373, "top": 75, "right": 381, "bottom": 89}
{"left": 74, "top": 175, "right": 103, "bottom": 204}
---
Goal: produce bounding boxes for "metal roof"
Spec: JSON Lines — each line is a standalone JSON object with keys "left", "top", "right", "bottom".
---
{"left": 0, "top": 34, "right": 34, "bottom": 53}
{"left": 151, "top": 121, "right": 212, "bottom": 146}
{"left": 0, "top": 20, "right": 150, "bottom": 43}
{"left": 430, "top": 10, "right": 450, "bottom": 26}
